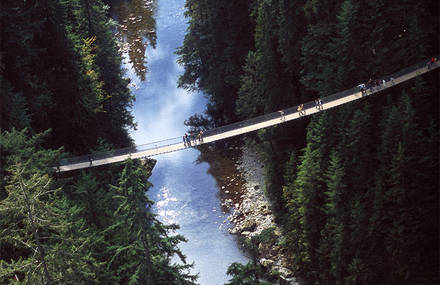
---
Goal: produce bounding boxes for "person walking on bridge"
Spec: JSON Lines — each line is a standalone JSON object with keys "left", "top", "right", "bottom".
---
{"left": 358, "top": 83, "right": 366, "bottom": 95}
{"left": 183, "top": 135, "right": 187, "bottom": 147}
{"left": 366, "top": 78, "right": 373, "bottom": 92}
{"left": 390, "top": 77, "right": 395, "bottom": 85}
{"left": 298, "top": 104, "right": 305, "bottom": 116}
{"left": 191, "top": 133, "right": 197, "bottom": 145}
{"left": 185, "top": 133, "right": 191, "bottom": 147}
{"left": 427, "top": 57, "right": 436, "bottom": 69}
{"left": 315, "top": 99, "right": 323, "bottom": 110}
{"left": 278, "top": 110, "right": 285, "bottom": 121}
{"left": 198, "top": 130, "right": 204, "bottom": 143}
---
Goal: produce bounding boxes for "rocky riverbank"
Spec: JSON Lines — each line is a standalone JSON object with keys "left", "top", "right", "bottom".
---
{"left": 227, "top": 145, "right": 298, "bottom": 285}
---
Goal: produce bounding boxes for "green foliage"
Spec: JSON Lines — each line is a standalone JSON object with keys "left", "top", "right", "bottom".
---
{"left": 177, "top": 0, "right": 254, "bottom": 124}
{"left": 0, "top": 133, "right": 197, "bottom": 284}
{"left": 0, "top": 129, "right": 99, "bottom": 284}
{"left": 225, "top": 262, "right": 266, "bottom": 285}
{"left": 256, "top": 227, "right": 277, "bottom": 245}
{"left": 236, "top": 51, "right": 265, "bottom": 118}
{"left": 105, "top": 159, "right": 197, "bottom": 284}
{"left": 178, "top": 0, "right": 439, "bottom": 283}
{"left": 0, "top": 1, "right": 198, "bottom": 283}
{"left": 319, "top": 151, "right": 346, "bottom": 283}
{"left": 236, "top": 0, "right": 306, "bottom": 119}
{"left": 1, "top": 0, "right": 135, "bottom": 152}
{"left": 0, "top": 77, "right": 31, "bottom": 130}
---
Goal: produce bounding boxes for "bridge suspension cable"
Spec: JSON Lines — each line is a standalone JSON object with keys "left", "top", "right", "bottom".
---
{"left": 56, "top": 58, "right": 439, "bottom": 172}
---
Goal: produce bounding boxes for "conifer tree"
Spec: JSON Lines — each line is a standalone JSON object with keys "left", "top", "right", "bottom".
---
{"left": 300, "top": 0, "right": 340, "bottom": 96}
{"left": 177, "top": 0, "right": 254, "bottom": 124}
{"left": 225, "top": 262, "right": 267, "bottom": 285}
{"left": 318, "top": 151, "right": 346, "bottom": 284}
{"left": 0, "top": 129, "right": 100, "bottom": 284}
{"left": 107, "top": 159, "right": 197, "bottom": 284}
{"left": 1, "top": 164, "right": 55, "bottom": 284}
{"left": 367, "top": 91, "right": 438, "bottom": 283}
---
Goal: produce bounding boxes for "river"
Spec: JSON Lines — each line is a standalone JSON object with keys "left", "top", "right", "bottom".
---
{"left": 112, "top": 0, "right": 249, "bottom": 284}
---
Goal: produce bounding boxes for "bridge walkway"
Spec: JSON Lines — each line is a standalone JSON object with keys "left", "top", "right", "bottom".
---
{"left": 57, "top": 59, "right": 439, "bottom": 172}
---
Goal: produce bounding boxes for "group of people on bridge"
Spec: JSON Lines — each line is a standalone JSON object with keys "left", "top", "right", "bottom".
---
{"left": 315, "top": 99, "right": 323, "bottom": 110}
{"left": 183, "top": 130, "right": 204, "bottom": 148}
{"left": 358, "top": 78, "right": 387, "bottom": 95}
{"left": 296, "top": 99, "right": 323, "bottom": 118}
{"left": 358, "top": 57, "right": 437, "bottom": 96}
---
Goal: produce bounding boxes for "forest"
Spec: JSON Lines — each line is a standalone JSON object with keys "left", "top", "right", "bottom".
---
{"left": 178, "top": 0, "right": 439, "bottom": 284}
{"left": 1, "top": 0, "right": 439, "bottom": 284}
{"left": 0, "top": 0, "right": 197, "bottom": 283}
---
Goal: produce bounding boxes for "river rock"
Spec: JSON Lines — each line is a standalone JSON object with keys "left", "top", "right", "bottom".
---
{"left": 240, "top": 218, "right": 257, "bottom": 232}
{"left": 230, "top": 145, "right": 297, "bottom": 283}
{"left": 229, "top": 227, "right": 238, "bottom": 235}
{"left": 280, "top": 275, "right": 299, "bottom": 285}
{"left": 258, "top": 204, "right": 271, "bottom": 215}
{"left": 259, "top": 258, "right": 275, "bottom": 268}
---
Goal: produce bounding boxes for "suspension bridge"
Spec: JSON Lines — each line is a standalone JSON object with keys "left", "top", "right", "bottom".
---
{"left": 57, "top": 59, "right": 439, "bottom": 172}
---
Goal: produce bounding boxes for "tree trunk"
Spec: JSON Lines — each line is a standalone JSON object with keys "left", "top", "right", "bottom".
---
{"left": 20, "top": 181, "right": 53, "bottom": 285}
{"left": 142, "top": 236, "right": 154, "bottom": 285}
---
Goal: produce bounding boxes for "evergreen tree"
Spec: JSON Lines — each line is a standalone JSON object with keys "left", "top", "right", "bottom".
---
{"left": 225, "top": 262, "right": 269, "bottom": 285}
{"left": 367, "top": 91, "right": 439, "bottom": 283}
{"left": 318, "top": 151, "right": 346, "bottom": 284}
{"left": 177, "top": 0, "right": 254, "bottom": 124}
{"left": 300, "top": 0, "right": 340, "bottom": 96}
{"left": 1, "top": 1, "right": 201, "bottom": 283}
{"left": 282, "top": 113, "right": 331, "bottom": 277}
{"left": 106, "top": 159, "right": 197, "bottom": 284}
{"left": 0, "top": 129, "right": 100, "bottom": 284}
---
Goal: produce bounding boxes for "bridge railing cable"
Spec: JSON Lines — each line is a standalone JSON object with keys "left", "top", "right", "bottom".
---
{"left": 58, "top": 56, "right": 438, "bottom": 169}
{"left": 200, "top": 57, "right": 438, "bottom": 141}
{"left": 59, "top": 136, "right": 183, "bottom": 166}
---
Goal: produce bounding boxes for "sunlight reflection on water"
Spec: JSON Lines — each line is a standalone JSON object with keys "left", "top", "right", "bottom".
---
{"left": 148, "top": 150, "right": 248, "bottom": 284}
{"left": 117, "top": 0, "right": 249, "bottom": 283}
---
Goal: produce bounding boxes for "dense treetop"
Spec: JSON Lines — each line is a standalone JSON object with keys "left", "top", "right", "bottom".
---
{"left": 178, "top": 0, "right": 439, "bottom": 283}
{"left": 0, "top": 0, "right": 197, "bottom": 283}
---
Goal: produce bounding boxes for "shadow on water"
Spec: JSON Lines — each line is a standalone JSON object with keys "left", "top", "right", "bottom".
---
{"left": 110, "top": 0, "right": 250, "bottom": 283}
{"left": 196, "top": 140, "right": 247, "bottom": 218}
{"left": 111, "top": 0, "right": 157, "bottom": 81}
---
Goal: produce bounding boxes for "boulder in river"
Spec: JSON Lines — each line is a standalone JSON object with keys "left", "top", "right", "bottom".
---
{"left": 240, "top": 218, "right": 257, "bottom": 232}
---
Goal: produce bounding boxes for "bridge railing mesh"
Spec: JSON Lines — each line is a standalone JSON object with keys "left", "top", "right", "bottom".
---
{"left": 203, "top": 58, "right": 437, "bottom": 138}
{"left": 59, "top": 137, "right": 183, "bottom": 166}
{"left": 59, "top": 57, "right": 438, "bottom": 168}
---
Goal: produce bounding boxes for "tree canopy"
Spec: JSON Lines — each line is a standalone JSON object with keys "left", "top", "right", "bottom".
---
{"left": 177, "top": 0, "right": 439, "bottom": 283}
{"left": 0, "top": 0, "right": 197, "bottom": 283}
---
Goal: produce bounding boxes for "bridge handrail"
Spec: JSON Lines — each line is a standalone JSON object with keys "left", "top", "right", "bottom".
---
{"left": 203, "top": 57, "right": 438, "bottom": 138}
{"left": 59, "top": 136, "right": 183, "bottom": 165}
{"left": 58, "top": 56, "right": 438, "bottom": 168}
